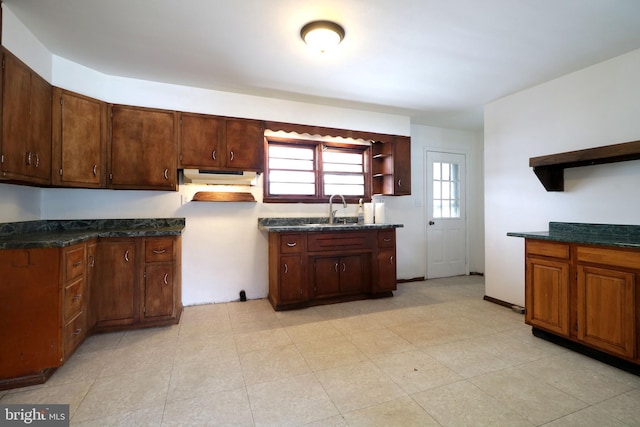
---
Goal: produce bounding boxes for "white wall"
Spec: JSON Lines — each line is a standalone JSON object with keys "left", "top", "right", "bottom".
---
{"left": 485, "top": 48, "right": 640, "bottom": 306}
{"left": 2, "top": 5, "right": 484, "bottom": 305}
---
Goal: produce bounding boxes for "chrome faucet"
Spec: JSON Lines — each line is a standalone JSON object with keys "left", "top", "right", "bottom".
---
{"left": 329, "top": 194, "right": 347, "bottom": 224}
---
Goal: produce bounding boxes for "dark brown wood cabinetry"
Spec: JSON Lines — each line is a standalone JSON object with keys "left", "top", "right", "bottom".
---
{"left": 109, "top": 105, "right": 178, "bottom": 190}
{"left": 268, "top": 228, "right": 397, "bottom": 310}
{"left": 0, "top": 234, "right": 182, "bottom": 389}
{"left": 371, "top": 136, "right": 411, "bottom": 196}
{"left": 0, "top": 47, "right": 52, "bottom": 185}
{"left": 52, "top": 88, "right": 107, "bottom": 188}
{"left": 179, "top": 113, "right": 264, "bottom": 171}
{"left": 523, "top": 239, "right": 639, "bottom": 365}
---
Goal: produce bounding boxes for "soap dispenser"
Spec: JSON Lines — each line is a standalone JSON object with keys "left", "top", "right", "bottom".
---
{"left": 357, "top": 198, "right": 364, "bottom": 224}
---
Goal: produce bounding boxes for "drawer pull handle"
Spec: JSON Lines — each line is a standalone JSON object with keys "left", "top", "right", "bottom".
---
{"left": 73, "top": 261, "right": 82, "bottom": 267}
{"left": 397, "top": 179, "right": 402, "bottom": 187}
{"left": 383, "top": 238, "right": 392, "bottom": 242}
{"left": 89, "top": 255, "right": 95, "bottom": 268}
{"left": 124, "top": 250, "right": 130, "bottom": 262}
{"left": 212, "top": 149, "right": 216, "bottom": 160}
{"left": 152, "top": 248, "right": 167, "bottom": 254}
{"left": 72, "top": 294, "right": 82, "bottom": 301}
{"left": 93, "top": 164, "right": 98, "bottom": 176}
{"left": 286, "top": 242, "right": 297, "bottom": 247}
{"left": 72, "top": 328, "right": 82, "bottom": 336}
{"left": 230, "top": 151, "right": 234, "bottom": 161}
{"left": 334, "top": 263, "right": 339, "bottom": 272}
{"left": 164, "top": 168, "right": 169, "bottom": 180}
{"left": 342, "top": 263, "right": 346, "bottom": 272}
{"left": 284, "top": 263, "right": 288, "bottom": 274}
{"left": 163, "top": 273, "right": 169, "bottom": 285}
{"left": 26, "top": 151, "right": 32, "bottom": 165}
{"left": 389, "top": 256, "right": 394, "bottom": 265}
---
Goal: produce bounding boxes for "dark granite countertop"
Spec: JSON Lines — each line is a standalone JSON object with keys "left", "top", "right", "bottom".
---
{"left": 507, "top": 222, "right": 640, "bottom": 249}
{"left": 258, "top": 217, "right": 403, "bottom": 232}
{"left": 0, "top": 218, "right": 185, "bottom": 249}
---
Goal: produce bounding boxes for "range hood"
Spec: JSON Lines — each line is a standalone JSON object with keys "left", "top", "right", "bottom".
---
{"left": 182, "top": 169, "right": 258, "bottom": 185}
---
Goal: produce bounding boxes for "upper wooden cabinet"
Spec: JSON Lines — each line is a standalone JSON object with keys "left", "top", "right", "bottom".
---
{"left": 52, "top": 88, "right": 107, "bottom": 188}
{"left": 179, "top": 113, "right": 264, "bottom": 172}
{"left": 371, "top": 136, "right": 411, "bottom": 196}
{"left": 109, "top": 105, "right": 178, "bottom": 190}
{"left": 0, "top": 48, "right": 52, "bottom": 185}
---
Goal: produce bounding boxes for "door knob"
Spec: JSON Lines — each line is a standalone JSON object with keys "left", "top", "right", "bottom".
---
{"left": 429, "top": 220, "right": 435, "bottom": 225}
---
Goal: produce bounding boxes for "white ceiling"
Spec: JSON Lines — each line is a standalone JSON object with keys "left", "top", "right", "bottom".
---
{"left": 4, "top": 0, "right": 640, "bottom": 130}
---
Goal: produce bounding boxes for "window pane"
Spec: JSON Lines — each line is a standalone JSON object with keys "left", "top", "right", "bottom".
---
{"left": 442, "top": 163, "right": 450, "bottom": 181}
{"left": 269, "top": 158, "right": 313, "bottom": 170}
{"left": 270, "top": 182, "right": 315, "bottom": 195}
{"left": 325, "top": 183, "right": 364, "bottom": 196}
{"left": 433, "top": 182, "right": 441, "bottom": 199}
{"left": 451, "top": 163, "right": 459, "bottom": 181}
{"left": 434, "top": 200, "right": 442, "bottom": 218}
{"left": 324, "top": 163, "right": 363, "bottom": 173}
{"left": 433, "top": 162, "right": 441, "bottom": 180}
{"left": 323, "top": 151, "right": 362, "bottom": 164}
{"left": 324, "top": 174, "right": 364, "bottom": 184}
{"left": 270, "top": 170, "right": 315, "bottom": 183}
{"left": 269, "top": 145, "right": 313, "bottom": 160}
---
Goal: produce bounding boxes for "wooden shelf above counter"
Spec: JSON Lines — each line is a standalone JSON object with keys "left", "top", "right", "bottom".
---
{"left": 192, "top": 191, "right": 256, "bottom": 202}
{"left": 530, "top": 140, "right": 640, "bottom": 191}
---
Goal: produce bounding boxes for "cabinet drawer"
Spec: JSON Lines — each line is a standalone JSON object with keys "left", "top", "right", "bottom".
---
{"left": 577, "top": 245, "right": 640, "bottom": 269}
{"left": 64, "top": 277, "right": 84, "bottom": 320}
{"left": 280, "top": 234, "right": 304, "bottom": 254}
{"left": 308, "top": 232, "right": 373, "bottom": 252}
{"left": 64, "top": 245, "right": 85, "bottom": 282}
{"left": 145, "top": 238, "right": 174, "bottom": 262}
{"left": 64, "top": 311, "right": 85, "bottom": 357}
{"left": 526, "top": 240, "right": 570, "bottom": 259}
{"left": 378, "top": 230, "right": 395, "bottom": 248}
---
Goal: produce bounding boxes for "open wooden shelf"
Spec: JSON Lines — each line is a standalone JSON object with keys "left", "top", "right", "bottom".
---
{"left": 529, "top": 140, "right": 640, "bottom": 191}
{"left": 192, "top": 191, "right": 256, "bottom": 202}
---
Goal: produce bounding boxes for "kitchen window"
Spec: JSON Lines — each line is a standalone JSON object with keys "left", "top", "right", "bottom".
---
{"left": 264, "top": 137, "right": 370, "bottom": 203}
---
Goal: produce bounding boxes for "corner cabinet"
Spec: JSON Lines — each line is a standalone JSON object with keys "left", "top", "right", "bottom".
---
{"left": 523, "top": 239, "right": 639, "bottom": 365}
{"left": 267, "top": 228, "right": 397, "bottom": 310}
{"left": 371, "top": 137, "right": 411, "bottom": 196}
{"left": 109, "top": 105, "right": 178, "bottom": 190}
{"left": 179, "top": 113, "right": 264, "bottom": 172}
{"left": 52, "top": 88, "right": 107, "bottom": 188}
{"left": 1, "top": 47, "right": 52, "bottom": 186}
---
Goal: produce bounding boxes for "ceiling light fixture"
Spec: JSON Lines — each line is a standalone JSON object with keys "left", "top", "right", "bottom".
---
{"left": 300, "top": 20, "right": 345, "bottom": 53}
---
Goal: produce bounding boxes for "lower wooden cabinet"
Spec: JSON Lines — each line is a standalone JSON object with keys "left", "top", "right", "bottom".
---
{"left": 268, "top": 228, "right": 397, "bottom": 310}
{"left": 0, "top": 235, "right": 182, "bottom": 390}
{"left": 524, "top": 239, "right": 639, "bottom": 365}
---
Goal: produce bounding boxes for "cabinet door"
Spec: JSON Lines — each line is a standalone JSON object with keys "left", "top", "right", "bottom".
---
{"left": 110, "top": 105, "right": 177, "bottom": 190}
{"left": 179, "top": 113, "right": 224, "bottom": 169}
{"left": 312, "top": 256, "right": 341, "bottom": 298}
{"left": 577, "top": 265, "right": 636, "bottom": 358}
{"left": 525, "top": 257, "right": 570, "bottom": 336}
{"left": 279, "top": 255, "right": 304, "bottom": 303}
{"left": 393, "top": 136, "right": 411, "bottom": 195}
{"left": 376, "top": 248, "right": 397, "bottom": 292}
{"left": 28, "top": 71, "right": 52, "bottom": 183}
{"left": 143, "top": 263, "right": 175, "bottom": 320}
{"left": 95, "top": 240, "right": 137, "bottom": 328}
{"left": 224, "top": 118, "right": 264, "bottom": 171}
{"left": 52, "top": 89, "right": 106, "bottom": 187}
{"left": 0, "top": 248, "right": 60, "bottom": 379}
{"left": 339, "top": 254, "right": 366, "bottom": 293}
{"left": 1, "top": 50, "right": 32, "bottom": 180}
{"left": 86, "top": 241, "right": 98, "bottom": 331}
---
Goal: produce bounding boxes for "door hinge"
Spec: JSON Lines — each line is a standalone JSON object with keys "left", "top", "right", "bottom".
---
{"left": 143, "top": 270, "right": 147, "bottom": 278}
{"left": 59, "top": 168, "right": 63, "bottom": 176}
{"left": 60, "top": 97, "right": 64, "bottom": 106}
{"left": 109, "top": 173, "right": 113, "bottom": 180}
{"left": 1, "top": 154, "right": 4, "bottom": 164}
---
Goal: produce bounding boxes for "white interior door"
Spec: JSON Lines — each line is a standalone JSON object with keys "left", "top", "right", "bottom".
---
{"left": 426, "top": 151, "right": 467, "bottom": 278}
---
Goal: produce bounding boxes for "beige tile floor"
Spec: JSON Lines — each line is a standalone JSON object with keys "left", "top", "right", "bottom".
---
{"left": 2, "top": 276, "right": 640, "bottom": 426}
